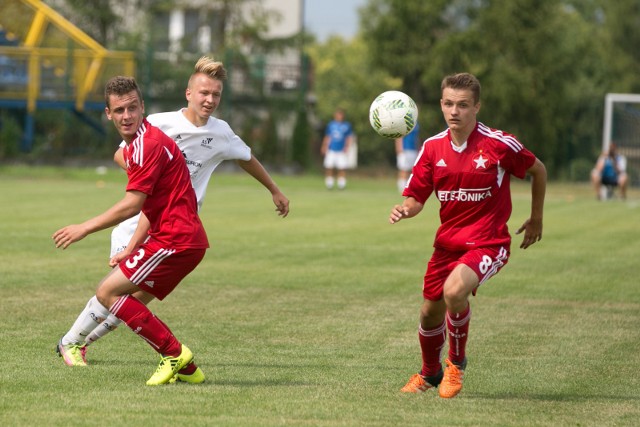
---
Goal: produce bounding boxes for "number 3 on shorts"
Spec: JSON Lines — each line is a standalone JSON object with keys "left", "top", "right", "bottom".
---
{"left": 126, "top": 248, "right": 146, "bottom": 269}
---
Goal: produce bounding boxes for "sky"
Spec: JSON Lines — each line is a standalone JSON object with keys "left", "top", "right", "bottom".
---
{"left": 304, "top": 0, "right": 367, "bottom": 42}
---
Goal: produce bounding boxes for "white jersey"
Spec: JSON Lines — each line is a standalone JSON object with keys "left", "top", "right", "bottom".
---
{"left": 110, "top": 109, "right": 252, "bottom": 257}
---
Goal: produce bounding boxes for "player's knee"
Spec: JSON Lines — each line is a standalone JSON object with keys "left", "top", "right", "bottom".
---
{"left": 442, "top": 283, "right": 468, "bottom": 308}
{"left": 95, "top": 289, "right": 115, "bottom": 310}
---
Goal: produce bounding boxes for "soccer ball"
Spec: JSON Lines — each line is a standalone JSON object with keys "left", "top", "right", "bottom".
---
{"left": 369, "top": 91, "right": 418, "bottom": 138}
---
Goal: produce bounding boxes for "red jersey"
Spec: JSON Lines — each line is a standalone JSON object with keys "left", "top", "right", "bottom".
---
{"left": 124, "top": 119, "right": 209, "bottom": 249}
{"left": 403, "top": 122, "right": 536, "bottom": 252}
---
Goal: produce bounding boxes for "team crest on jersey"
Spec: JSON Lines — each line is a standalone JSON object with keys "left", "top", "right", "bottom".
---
{"left": 200, "top": 137, "right": 214, "bottom": 148}
{"left": 473, "top": 154, "right": 489, "bottom": 169}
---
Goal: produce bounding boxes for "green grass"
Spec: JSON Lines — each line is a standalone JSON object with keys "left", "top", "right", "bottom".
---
{"left": 0, "top": 165, "right": 639, "bottom": 426}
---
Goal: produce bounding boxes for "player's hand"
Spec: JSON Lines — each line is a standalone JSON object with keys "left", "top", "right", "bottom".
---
{"left": 515, "top": 217, "right": 543, "bottom": 249}
{"left": 389, "top": 205, "right": 409, "bottom": 224}
{"left": 52, "top": 224, "right": 88, "bottom": 249}
{"left": 109, "top": 251, "right": 128, "bottom": 268}
{"left": 273, "top": 193, "right": 290, "bottom": 218}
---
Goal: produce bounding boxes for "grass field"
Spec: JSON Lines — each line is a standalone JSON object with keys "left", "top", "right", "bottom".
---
{"left": 0, "top": 165, "right": 638, "bottom": 426}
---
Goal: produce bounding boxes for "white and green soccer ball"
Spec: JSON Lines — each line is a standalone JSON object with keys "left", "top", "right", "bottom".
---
{"left": 369, "top": 90, "right": 418, "bottom": 139}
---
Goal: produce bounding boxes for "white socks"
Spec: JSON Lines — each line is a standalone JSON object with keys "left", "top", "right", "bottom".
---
{"left": 61, "top": 295, "right": 120, "bottom": 346}
{"left": 325, "top": 176, "right": 335, "bottom": 189}
{"left": 326, "top": 176, "right": 346, "bottom": 190}
{"left": 85, "top": 313, "right": 121, "bottom": 345}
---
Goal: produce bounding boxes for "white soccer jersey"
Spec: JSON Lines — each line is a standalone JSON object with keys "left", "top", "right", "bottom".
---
{"left": 148, "top": 110, "right": 252, "bottom": 210}
{"left": 110, "top": 109, "right": 252, "bottom": 257}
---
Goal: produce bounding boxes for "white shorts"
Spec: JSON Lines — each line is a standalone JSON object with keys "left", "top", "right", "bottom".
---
{"left": 397, "top": 150, "right": 418, "bottom": 172}
{"left": 324, "top": 150, "right": 349, "bottom": 170}
{"left": 110, "top": 214, "right": 141, "bottom": 258}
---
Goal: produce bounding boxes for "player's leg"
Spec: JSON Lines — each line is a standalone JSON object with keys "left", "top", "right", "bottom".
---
{"left": 70, "top": 214, "right": 144, "bottom": 350}
{"left": 401, "top": 250, "right": 451, "bottom": 393}
{"left": 84, "top": 290, "right": 154, "bottom": 345}
{"left": 336, "top": 152, "right": 348, "bottom": 190}
{"left": 591, "top": 169, "right": 603, "bottom": 200}
{"left": 103, "top": 244, "right": 206, "bottom": 385}
{"left": 400, "top": 298, "right": 447, "bottom": 393}
{"left": 80, "top": 287, "right": 202, "bottom": 382}
{"left": 323, "top": 152, "right": 335, "bottom": 189}
{"left": 438, "top": 246, "right": 509, "bottom": 398}
{"left": 337, "top": 170, "right": 347, "bottom": 190}
{"left": 619, "top": 173, "right": 628, "bottom": 200}
{"left": 56, "top": 294, "right": 112, "bottom": 366}
{"left": 95, "top": 269, "right": 191, "bottom": 385}
{"left": 396, "top": 152, "right": 408, "bottom": 193}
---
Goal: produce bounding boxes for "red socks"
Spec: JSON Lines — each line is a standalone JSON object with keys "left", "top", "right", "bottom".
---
{"left": 418, "top": 322, "right": 446, "bottom": 377}
{"left": 110, "top": 295, "right": 182, "bottom": 357}
{"left": 446, "top": 304, "right": 471, "bottom": 365}
{"left": 418, "top": 304, "right": 471, "bottom": 376}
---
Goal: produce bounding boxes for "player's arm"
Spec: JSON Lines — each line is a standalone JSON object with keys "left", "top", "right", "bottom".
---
{"left": 53, "top": 190, "right": 147, "bottom": 249}
{"left": 320, "top": 134, "right": 330, "bottom": 155}
{"left": 236, "top": 155, "right": 289, "bottom": 217}
{"left": 593, "top": 154, "right": 605, "bottom": 173}
{"left": 515, "top": 158, "right": 546, "bottom": 249}
{"left": 114, "top": 147, "right": 126, "bottom": 170}
{"left": 389, "top": 196, "right": 424, "bottom": 224}
{"left": 343, "top": 133, "right": 353, "bottom": 152}
{"left": 109, "top": 212, "right": 151, "bottom": 267}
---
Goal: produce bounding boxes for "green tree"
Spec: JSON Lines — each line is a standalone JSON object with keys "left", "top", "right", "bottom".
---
{"left": 359, "top": 0, "right": 640, "bottom": 178}
{"left": 307, "top": 36, "right": 402, "bottom": 166}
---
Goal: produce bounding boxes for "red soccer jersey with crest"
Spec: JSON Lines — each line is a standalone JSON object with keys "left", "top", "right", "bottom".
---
{"left": 403, "top": 122, "right": 536, "bottom": 252}
{"left": 124, "top": 119, "right": 209, "bottom": 249}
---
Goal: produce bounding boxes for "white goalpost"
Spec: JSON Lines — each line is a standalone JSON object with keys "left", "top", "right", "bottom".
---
{"left": 602, "top": 93, "right": 640, "bottom": 185}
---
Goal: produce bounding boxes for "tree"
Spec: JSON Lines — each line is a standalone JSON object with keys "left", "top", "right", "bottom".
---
{"left": 307, "top": 36, "right": 403, "bottom": 167}
{"left": 359, "top": 0, "right": 640, "bottom": 178}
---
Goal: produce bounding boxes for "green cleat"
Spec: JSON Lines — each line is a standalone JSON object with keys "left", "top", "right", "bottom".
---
{"left": 146, "top": 344, "right": 193, "bottom": 386}
{"left": 172, "top": 367, "right": 206, "bottom": 384}
{"left": 56, "top": 340, "right": 88, "bottom": 367}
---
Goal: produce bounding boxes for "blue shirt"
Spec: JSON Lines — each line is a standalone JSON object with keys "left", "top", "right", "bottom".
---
{"left": 325, "top": 120, "right": 353, "bottom": 152}
{"left": 602, "top": 156, "right": 620, "bottom": 181}
{"left": 401, "top": 124, "right": 420, "bottom": 151}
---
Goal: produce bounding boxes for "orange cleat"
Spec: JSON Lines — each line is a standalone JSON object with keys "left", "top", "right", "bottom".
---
{"left": 438, "top": 358, "right": 466, "bottom": 398}
{"left": 400, "top": 370, "right": 443, "bottom": 393}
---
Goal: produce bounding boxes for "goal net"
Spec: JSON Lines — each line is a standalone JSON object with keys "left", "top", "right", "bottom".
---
{"left": 602, "top": 93, "right": 640, "bottom": 186}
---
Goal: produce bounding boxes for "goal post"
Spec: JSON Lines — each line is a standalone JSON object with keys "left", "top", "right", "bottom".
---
{"left": 602, "top": 93, "right": 640, "bottom": 185}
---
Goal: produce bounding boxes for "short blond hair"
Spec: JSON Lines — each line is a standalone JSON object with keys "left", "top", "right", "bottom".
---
{"left": 191, "top": 56, "right": 227, "bottom": 82}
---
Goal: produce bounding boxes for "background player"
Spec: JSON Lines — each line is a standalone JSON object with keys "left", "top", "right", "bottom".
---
{"left": 591, "top": 143, "right": 628, "bottom": 200}
{"left": 54, "top": 76, "right": 209, "bottom": 385}
{"left": 321, "top": 108, "right": 354, "bottom": 190}
{"left": 56, "top": 57, "right": 289, "bottom": 383}
{"left": 395, "top": 122, "right": 420, "bottom": 193}
{"left": 390, "top": 73, "right": 546, "bottom": 398}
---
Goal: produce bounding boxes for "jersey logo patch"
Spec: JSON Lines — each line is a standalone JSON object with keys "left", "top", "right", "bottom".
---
{"left": 144, "top": 281, "right": 155, "bottom": 288}
{"left": 474, "top": 155, "right": 488, "bottom": 169}
{"left": 436, "top": 159, "right": 447, "bottom": 167}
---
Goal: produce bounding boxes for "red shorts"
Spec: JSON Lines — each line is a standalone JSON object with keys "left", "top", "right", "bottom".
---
{"left": 118, "top": 238, "right": 206, "bottom": 300}
{"left": 422, "top": 246, "right": 510, "bottom": 301}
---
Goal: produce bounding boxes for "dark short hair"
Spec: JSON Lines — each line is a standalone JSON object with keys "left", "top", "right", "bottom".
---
{"left": 441, "top": 73, "right": 481, "bottom": 104}
{"left": 104, "top": 76, "right": 142, "bottom": 108}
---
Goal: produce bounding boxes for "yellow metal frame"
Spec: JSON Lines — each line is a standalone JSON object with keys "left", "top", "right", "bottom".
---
{"left": 0, "top": 0, "right": 135, "bottom": 112}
